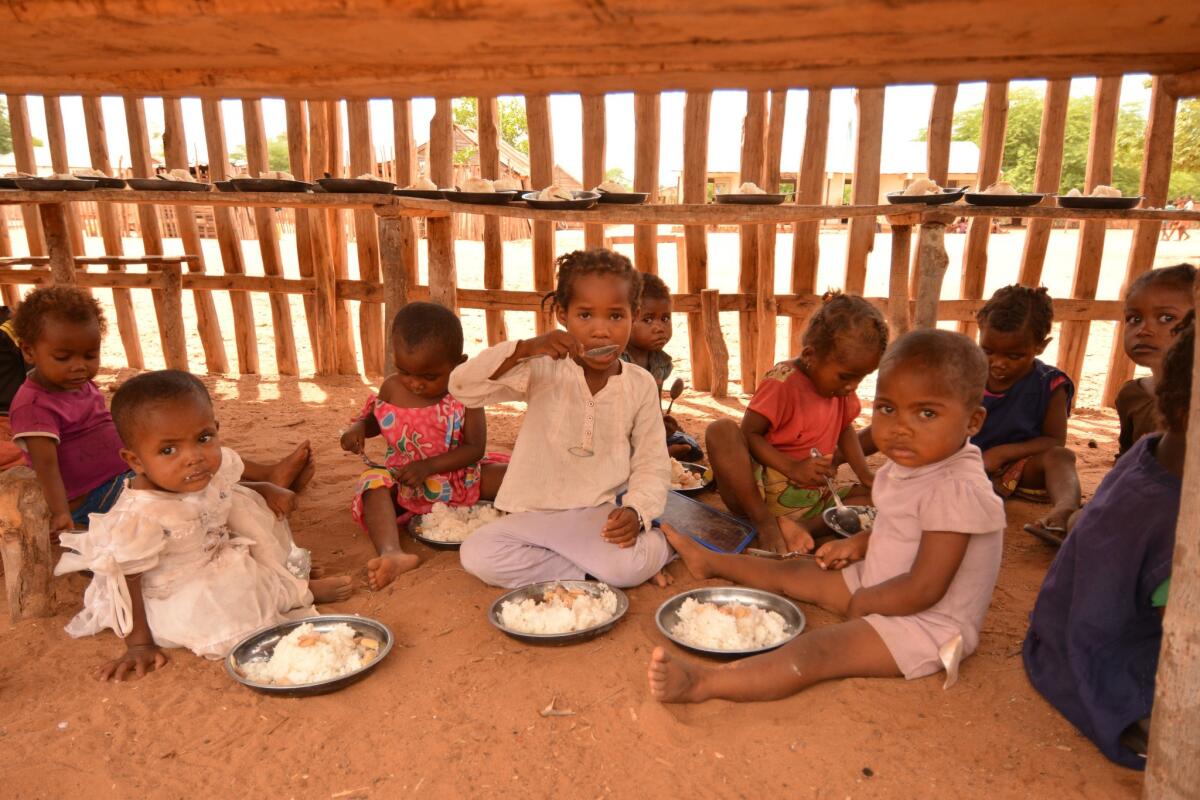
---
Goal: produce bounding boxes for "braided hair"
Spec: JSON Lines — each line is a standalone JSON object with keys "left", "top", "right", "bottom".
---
{"left": 977, "top": 285, "right": 1054, "bottom": 342}
{"left": 543, "top": 249, "right": 642, "bottom": 313}
{"left": 1127, "top": 263, "right": 1196, "bottom": 299}
{"left": 802, "top": 291, "right": 888, "bottom": 359}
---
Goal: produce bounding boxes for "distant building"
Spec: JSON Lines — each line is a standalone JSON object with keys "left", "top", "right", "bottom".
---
{"left": 412, "top": 124, "right": 581, "bottom": 190}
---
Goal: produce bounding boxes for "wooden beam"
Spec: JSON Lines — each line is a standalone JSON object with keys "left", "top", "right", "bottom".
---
{"left": 790, "top": 87, "right": 831, "bottom": 355}
{"left": 845, "top": 88, "right": 884, "bottom": 296}
{"left": 913, "top": 83, "right": 957, "bottom": 295}
{"left": 1103, "top": 78, "right": 1179, "bottom": 406}
{"left": 888, "top": 223, "right": 914, "bottom": 336}
{"left": 682, "top": 91, "right": 712, "bottom": 392}
{"left": 81, "top": 94, "right": 143, "bottom": 369}
{"left": 347, "top": 98, "right": 385, "bottom": 375}
{"left": 1018, "top": 79, "right": 1071, "bottom": 287}
{"left": 200, "top": 98, "right": 259, "bottom": 375}
{"left": 321, "top": 100, "right": 360, "bottom": 375}
{"left": 738, "top": 90, "right": 768, "bottom": 392}
{"left": 958, "top": 81, "right": 1009, "bottom": 338}
{"left": 1057, "top": 76, "right": 1122, "bottom": 387}
{"left": 582, "top": 94, "right": 606, "bottom": 250}
{"left": 913, "top": 218, "right": 953, "bottom": 329}
{"left": 163, "top": 97, "right": 228, "bottom": 373}
{"left": 41, "top": 96, "right": 86, "bottom": 256}
{"left": 700, "top": 289, "right": 728, "bottom": 399}
{"left": 633, "top": 92, "right": 661, "bottom": 274}
{"left": 6, "top": 95, "right": 46, "bottom": 257}
{"left": 0, "top": 467, "right": 53, "bottom": 622}
{"left": 527, "top": 93, "right": 555, "bottom": 334}
{"left": 284, "top": 98, "right": 327, "bottom": 372}
{"left": 477, "top": 95, "right": 508, "bottom": 346}
{"left": 427, "top": 97, "right": 457, "bottom": 312}
{"left": 756, "top": 89, "right": 786, "bottom": 382}
{"left": 1161, "top": 68, "right": 1200, "bottom": 99}
{"left": 377, "top": 214, "right": 410, "bottom": 374}
{"left": 38, "top": 204, "right": 75, "bottom": 285}
{"left": 391, "top": 96, "right": 420, "bottom": 288}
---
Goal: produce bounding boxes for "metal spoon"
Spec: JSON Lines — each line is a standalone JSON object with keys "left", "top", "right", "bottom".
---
{"left": 810, "top": 447, "right": 861, "bottom": 534}
{"left": 745, "top": 547, "right": 817, "bottom": 561}
{"left": 664, "top": 377, "right": 684, "bottom": 415}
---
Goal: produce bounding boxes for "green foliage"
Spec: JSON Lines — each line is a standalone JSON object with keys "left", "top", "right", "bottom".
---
{"left": 230, "top": 133, "right": 292, "bottom": 172}
{"left": 1173, "top": 98, "right": 1200, "bottom": 175}
{"left": 0, "top": 100, "right": 11, "bottom": 156}
{"left": 453, "top": 147, "right": 477, "bottom": 165}
{"left": 452, "top": 97, "right": 529, "bottom": 154}
{"left": 604, "top": 166, "right": 630, "bottom": 185}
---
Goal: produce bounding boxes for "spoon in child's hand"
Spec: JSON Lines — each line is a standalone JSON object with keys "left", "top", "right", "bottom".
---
{"left": 664, "top": 377, "right": 685, "bottom": 415}
{"left": 810, "top": 447, "right": 862, "bottom": 534}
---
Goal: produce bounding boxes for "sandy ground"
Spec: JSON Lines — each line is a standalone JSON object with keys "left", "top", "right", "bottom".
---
{"left": 2, "top": 221, "right": 1191, "bottom": 797}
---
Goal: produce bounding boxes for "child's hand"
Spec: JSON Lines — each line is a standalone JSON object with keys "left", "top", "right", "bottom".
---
{"left": 340, "top": 426, "right": 365, "bottom": 454}
{"left": 981, "top": 449, "right": 1004, "bottom": 475}
{"left": 662, "top": 414, "right": 681, "bottom": 436}
{"left": 396, "top": 461, "right": 433, "bottom": 489}
{"left": 518, "top": 330, "right": 582, "bottom": 361}
{"left": 95, "top": 644, "right": 168, "bottom": 682}
{"left": 602, "top": 507, "right": 640, "bottom": 548}
{"left": 815, "top": 533, "right": 868, "bottom": 570}
{"left": 50, "top": 511, "right": 76, "bottom": 535}
{"left": 260, "top": 484, "right": 298, "bottom": 518}
{"left": 786, "top": 452, "right": 834, "bottom": 486}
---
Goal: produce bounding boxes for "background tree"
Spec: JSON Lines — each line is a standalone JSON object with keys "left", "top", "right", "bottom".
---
{"left": 1169, "top": 98, "right": 1200, "bottom": 198}
{"left": 452, "top": 97, "right": 530, "bottom": 154}
{"left": 603, "top": 166, "right": 630, "bottom": 186}
{"left": 0, "top": 100, "right": 11, "bottom": 155}
{"left": 230, "top": 132, "right": 291, "bottom": 172}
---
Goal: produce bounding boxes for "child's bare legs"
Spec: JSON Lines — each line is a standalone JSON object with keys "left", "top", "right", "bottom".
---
{"left": 668, "top": 443, "right": 694, "bottom": 460}
{"left": 361, "top": 487, "right": 420, "bottom": 589}
{"left": 1023, "top": 446, "right": 1081, "bottom": 533}
{"left": 706, "top": 420, "right": 795, "bottom": 552}
{"left": 242, "top": 441, "right": 315, "bottom": 493}
{"left": 309, "top": 575, "right": 354, "bottom": 603}
{"left": 479, "top": 463, "right": 508, "bottom": 501}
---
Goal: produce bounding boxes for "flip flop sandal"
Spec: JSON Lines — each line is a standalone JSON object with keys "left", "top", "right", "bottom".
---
{"left": 1023, "top": 523, "right": 1066, "bottom": 547}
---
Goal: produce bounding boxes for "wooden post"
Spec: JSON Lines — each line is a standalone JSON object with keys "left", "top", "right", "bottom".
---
{"left": 1103, "top": 78, "right": 1178, "bottom": 406}
{"left": 200, "top": 98, "right": 259, "bottom": 374}
{"left": 958, "top": 81, "right": 1009, "bottom": 337}
{"left": 1017, "top": 79, "right": 1071, "bottom": 286}
{"left": 427, "top": 97, "right": 458, "bottom": 312}
{"left": 700, "top": 289, "right": 728, "bottom": 399}
{"left": 527, "top": 94, "right": 555, "bottom": 333}
{"left": 738, "top": 90, "right": 768, "bottom": 393}
{"left": 1143, "top": 279, "right": 1200, "bottom": 797}
{"left": 391, "top": 97, "right": 419, "bottom": 289}
{"left": 39, "top": 203, "right": 76, "bottom": 285}
{"left": 913, "top": 84, "right": 958, "bottom": 295}
{"left": 316, "top": 100, "right": 359, "bottom": 375}
{"left": 347, "top": 99, "right": 386, "bottom": 375}
{"left": 755, "top": 89, "right": 787, "bottom": 381}
{"left": 478, "top": 96, "right": 509, "bottom": 345}
{"left": 0, "top": 467, "right": 53, "bottom": 622}
{"left": 306, "top": 99, "right": 340, "bottom": 376}
{"left": 682, "top": 91, "right": 712, "bottom": 391}
{"left": 163, "top": 97, "right": 228, "bottom": 373}
{"left": 634, "top": 92, "right": 661, "bottom": 274}
{"left": 243, "top": 98, "right": 299, "bottom": 376}
{"left": 82, "top": 95, "right": 143, "bottom": 369}
{"left": 1057, "top": 76, "right": 1121, "bottom": 386}
{"left": 887, "top": 218, "right": 917, "bottom": 336}
{"left": 159, "top": 261, "right": 186, "bottom": 366}
{"left": 913, "top": 214, "right": 954, "bottom": 329}
{"left": 845, "top": 87, "right": 884, "bottom": 296}
{"left": 791, "top": 87, "right": 832, "bottom": 354}
{"left": 582, "top": 94, "right": 606, "bottom": 250}
{"left": 377, "top": 214, "right": 410, "bottom": 371}
{"left": 284, "top": 99, "right": 323, "bottom": 366}
{"left": 6, "top": 95, "right": 46, "bottom": 256}
{"left": 125, "top": 96, "right": 188, "bottom": 370}
{"left": 41, "top": 95, "right": 86, "bottom": 256}
{"left": 0, "top": 208, "right": 15, "bottom": 307}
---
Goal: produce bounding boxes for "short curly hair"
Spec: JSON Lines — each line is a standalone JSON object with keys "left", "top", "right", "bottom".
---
{"left": 880, "top": 328, "right": 990, "bottom": 407}
{"left": 13, "top": 285, "right": 106, "bottom": 346}
{"left": 802, "top": 291, "right": 888, "bottom": 359}
{"left": 544, "top": 249, "right": 642, "bottom": 313}
{"left": 390, "top": 301, "right": 464, "bottom": 364}
{"left": 1156, "top": 312, "right": 1194, "bottom": 434}
{"left": 110, "top": 369, "right": 212, "bottom": 445}
{"left": 977, "top": 285, "right": 1054, "bottom": 342}
{"left": 639, "top": 272, "right": 671, "bottom": 305}
{"left": 1127, "top": 262, "right": 1196, "bottom": 299}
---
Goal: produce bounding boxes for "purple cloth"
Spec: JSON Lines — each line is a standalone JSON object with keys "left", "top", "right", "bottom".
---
{"left": 8, "top": 379, "right": 128, "bottom": 499}
{"left": 1022, "top": 435, "right": 1179, "bottom": 770}
{"left": 972, "top": 359, "right": 1074, "bottom": 452}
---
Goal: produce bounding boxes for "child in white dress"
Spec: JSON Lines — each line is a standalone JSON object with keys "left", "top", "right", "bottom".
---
{"left": 55, "top": 371, "right": 352, "bottom": 681}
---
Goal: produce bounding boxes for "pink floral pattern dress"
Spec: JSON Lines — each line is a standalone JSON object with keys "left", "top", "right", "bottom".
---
{"left": 349, "top": 393, "right": 506, "bottom": 529}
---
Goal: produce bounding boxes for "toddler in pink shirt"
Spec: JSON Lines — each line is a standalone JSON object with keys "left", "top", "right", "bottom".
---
{"left": 650, "top": 328, "right": 1005, "bottom": 703}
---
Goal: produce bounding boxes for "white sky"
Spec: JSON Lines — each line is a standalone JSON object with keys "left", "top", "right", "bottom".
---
{"left": 13, "top": 76, "right": 1150, "bottom": 184}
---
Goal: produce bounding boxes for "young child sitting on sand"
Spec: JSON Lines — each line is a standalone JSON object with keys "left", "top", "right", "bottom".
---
{"left": 9, "top": 286, "right": 313, "bottom": 534}
{"left": 450, "top": 249, "right": 672, "bottom": 589}
{"left": 971, "top": 285, "right": 1080, "bottom": 546}
{"left": 1024, "top": 314, "right": 1192, "bottom": 769}
{"left": 705, "top": 293, "right": 885, "bottom": 554}
{"left": 620, "top": 272, "right": 703, "bottom": 462}
{"left": 1115, "top": 264, "right": 1195, "bottom": 457}
{"left": 649, "top": 329, "right": 1005, "bottom": 704}
{"left": 55, "top": 371, "right": 352, "bottom": 681}
{"left": 340, "top": 302, "right": 508, "bottom": 589}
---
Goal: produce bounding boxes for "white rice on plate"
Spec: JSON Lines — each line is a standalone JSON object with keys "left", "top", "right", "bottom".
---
{"left": 670, "top": 458, "right": 703, "bottom": 490}
{"left": 499, "top": 584, "right": 618, "bottom": 634}
{"left": 670, "top": 598, "right": 790, "bottom": 651}
{"left": 241, "top": 622, "right": 379, "bottom": 685}
{"left": 417, "top": 502, "right": 502, "bottom": 543}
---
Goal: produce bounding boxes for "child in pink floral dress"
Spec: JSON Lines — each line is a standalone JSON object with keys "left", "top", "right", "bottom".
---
{"left": 341, "top": 303, "right": 507, "bottom": 589}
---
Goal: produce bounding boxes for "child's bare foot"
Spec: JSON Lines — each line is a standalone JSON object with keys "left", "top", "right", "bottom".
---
{"left": 661, "top": 523, "right": 716, "bottom": 579}
{"left": 647, "top": 646, "right": 706, "bottom": 703}
{"left": 310, "top": 575, "right": 353, "bottom": 603}
{"left": 269, "top": 442, "right": 314, "bottom": 493}
{"left": 778, "top": 515, "right": 816, "bottom": 553}
{"left": 649, "top": 567, "right": 674, "bottom": 587}
{"left": 366, "top": 551, "right": 420, "bottom": 589}
{"left": 309, "top": 562, "right": 326, "bottom": 579}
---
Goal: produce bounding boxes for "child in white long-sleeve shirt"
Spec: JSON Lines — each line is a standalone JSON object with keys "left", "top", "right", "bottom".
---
{"left": 450, "top": 249, "right": 672, "bottom": 588}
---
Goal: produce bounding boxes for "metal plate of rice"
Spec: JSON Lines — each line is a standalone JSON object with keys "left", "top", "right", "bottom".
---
{"left": 671, "top": 461, "right": 713, "bottom": 495}
{"left": 225, "top": 614, "right": 394, "bottom": 696}
{"left": 406, "top": 500, "right": 499, "bottom": 551}
{"left": 822, "top": 504, "right": 877, "bottom": 538}
{"left": 488, "top": 580, "right": 629, "bottom": 645}
{"left": 656, "top": 587, "right": 805, "bottom": 658}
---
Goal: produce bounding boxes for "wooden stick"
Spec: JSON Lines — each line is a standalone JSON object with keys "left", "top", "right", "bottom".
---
{"left": 307, "top": 100, "right": 354, "bottom": 375}
{"left": 163, "top": 97, "right": 228, "bottom": 373}
{"left": 6, "top": 95, "right": 46, "bottom": 257}
{"left": 888, "top": 224, "right": 914, "bottom": 337}
{"left": 326, "top": 100, "right": 359, "bottom": 375}
{"left": 913, "top": 83, "right": 958, "bottom": 295}
{"left": 125, "top": 96, "right": 188, "bottom": 370}
{"left": 201, "top": 98, "right": 259, "bottom": 374}
{"left": 1102, "top": 77, "right": 1178, "bottom": 406}
{"left": 377, "top": 214, "right": 410, "bottom": 372}
{"left": 82, "top": 95, "right": 143, "bottom": 368}
{"left": 682, "top": 91, "right": 712, "bottom": 391}
{"left": 582, "top": 93, "right": 606, "bottom": 250}
{"left": 845, "top": 87, "right": 884, "bottom": 295}
{"left": 633, "top": 92, "right": 661, "bottom": 274}
{"left": 347, "top": 99, "right": 386, "bottom": 375}
{"left": 700, "top": 289, "right": 729, "bottom": 399}
{"left": 478, "top": 95, "right": 508, "bottom": 345}
{"left": 958, "top": 81, "right": 1009, "bottom": 337}
{"left": 738, "top": 90, "right": 768, "bottom": 392}
{"left": 1017, "top": 79, "right": 1070, "bottom": 286}
{"left": 913, "top": 218, "right": 952, "bottom": 329}
{"left": 427, "top": 97, "right": 458, "bottom": 312}
{"left": 41, "top": 95, "right": 86, "bottom": 256}
{"left": 755, "top": 88, "right": 787, "bottom": 381}
{"left": 527, "top": 93, "right": 555, "bottom": 334}
{"left": 38, "top": 203, "right": 76, "bottom": 285}
{"left": 243, "top": 98, "right": 299, "bottom": 376}
{"left": 790, "top": 87, "right": 831, "bottom": 355}
{"left": 1058, "top": 76, "right": 1122, "bottom": 387}
{"left": 391, "top": 97, "right": 420, "bottom": 288}
{"left": 0, "top": 206, "right": 15, "bottom": 306}
{"left": 285, "top": 98, "right": 324, "bottom": 368}
{"left": 0, "top": 467, "right": 53, "bottom": 622}
{"left": 159, "top": 261, "right": 186, "bottom": 372}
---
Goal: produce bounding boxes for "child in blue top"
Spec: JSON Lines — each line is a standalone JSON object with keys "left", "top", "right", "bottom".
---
{"left": 971, "top": 285, "right": 1080, "bottom": 545}
{"left": 1023, "top": 314, "right": 1191, "bottom": 769}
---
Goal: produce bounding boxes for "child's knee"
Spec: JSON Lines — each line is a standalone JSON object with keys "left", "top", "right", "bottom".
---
{"left": 705, "top": 418, "right": 740, "bottom": 447}
{"left": 1045, "top": 446, "right": 1077, "bottom": 469}
{"left": 589, "top": 530, "right": 672, "bottom": 588}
